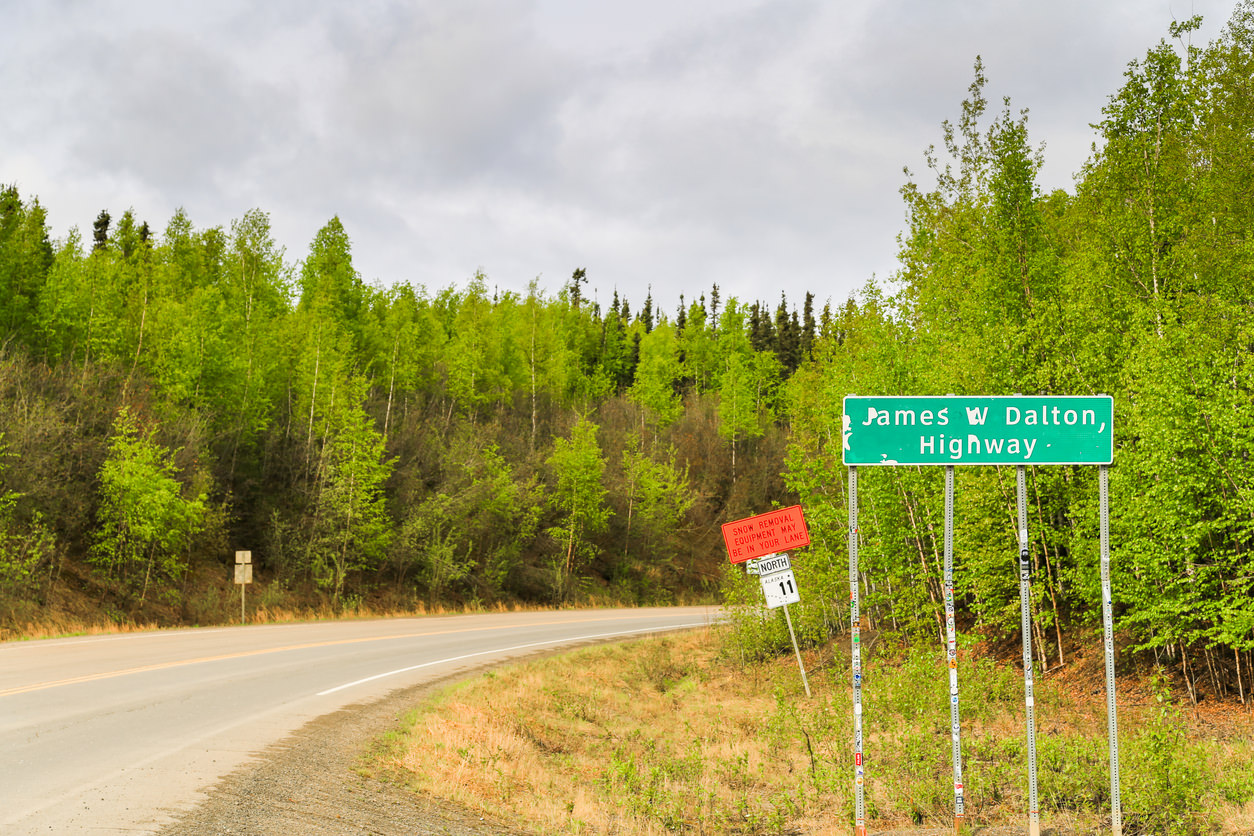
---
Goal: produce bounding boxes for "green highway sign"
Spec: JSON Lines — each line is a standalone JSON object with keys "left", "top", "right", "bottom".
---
{"left": 842, "top": 395, "right": 1113, "bottom": 466}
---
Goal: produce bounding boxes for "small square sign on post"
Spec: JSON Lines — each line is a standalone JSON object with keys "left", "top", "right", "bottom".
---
{"left": 234, "top": 550, "right": 252, "bottom": 624}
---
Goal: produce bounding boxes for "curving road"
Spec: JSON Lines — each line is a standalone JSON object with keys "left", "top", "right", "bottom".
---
{"left": 0, "top": 606, "right": 718, "bottom": 834}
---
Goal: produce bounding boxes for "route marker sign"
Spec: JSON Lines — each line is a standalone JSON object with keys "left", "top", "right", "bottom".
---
{"left": 755, "top": 552, "right": 809, "bottom": 697}
{"left": 761, "top": 568, "right": 800, "bottom": 609}
{"left": 842, "top": 395, "right": 1113, "bottom": 466}
{"left": 722, "top": 505, "right": 810, "bottom": 563}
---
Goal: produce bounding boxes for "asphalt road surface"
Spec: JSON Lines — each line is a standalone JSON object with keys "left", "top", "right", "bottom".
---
{"left": 0, "top": 606, "right": 718, "bottom": 834}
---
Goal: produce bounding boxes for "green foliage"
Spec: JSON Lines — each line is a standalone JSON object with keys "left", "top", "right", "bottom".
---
{"left": 311, "top": 399, "right": 394, "bottom": 602}
{"left": 395, "top": 495, "right": 475, "bottom": 603}
{"left": 0, "top": 183, "right": 792, "bottom": 622}
{"left": 764, "top": 5, "right": 1254, "bottom": 697}
{"left": 91, "top": 407, "right": 207, "bottom": 603}
{"left": 628, "top": 322, "right": 682, "bottom": 427}
{"left": 720, "top": 563, "right": 802, "bottom": 661}
{"left": 620, "top": 436, "right": 694, "bottom": 562}
{"left": 0, "top": 501, "right": 54, "bottom": 599}
{"left": 390, "top": 438, "right": 543, "bottom": 602}
{"left": 0, "top": 186, "right": 54, "bottom": 346}
{"left": 0, "top": 436, "right": 56, "bottom": 601}
{"left": 298, "top": 216, "right": 367, "bottom": 346}
{"left": 546, "top": 417, "right": 610, "bottom": 602}
{"left": 1120, "top": 669, "right": 1217, "bottom": 834}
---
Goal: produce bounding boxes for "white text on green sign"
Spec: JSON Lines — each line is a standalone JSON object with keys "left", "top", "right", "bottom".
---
{"left": 842, "top": 396, "right": 1113, "bottom": 466}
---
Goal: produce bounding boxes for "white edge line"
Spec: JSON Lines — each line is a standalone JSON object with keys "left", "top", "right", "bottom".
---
{"left": 316, "top": 622, "right": 709, "bottom": 696}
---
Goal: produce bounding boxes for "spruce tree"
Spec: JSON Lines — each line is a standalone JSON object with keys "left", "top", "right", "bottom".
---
{"left": 92, "top": 210, "right": 111, "bottom": 252}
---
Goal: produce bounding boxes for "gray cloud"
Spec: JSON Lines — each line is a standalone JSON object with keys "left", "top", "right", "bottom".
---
{"left": 0, "top": 0, "right": 1241, "bottom": 314}
{"left": 322, "top": 3, "right": 572, "bottom": 187}
{"left": 68, "top": 33, "right": 300, "bottom": 196}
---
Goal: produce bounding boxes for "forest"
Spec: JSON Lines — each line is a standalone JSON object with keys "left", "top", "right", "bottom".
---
{"left": 0, "top": 191, "right": 805, "bottom": 626}
{"left": 2, "top": 6, "right": 1254, "bottom": 701}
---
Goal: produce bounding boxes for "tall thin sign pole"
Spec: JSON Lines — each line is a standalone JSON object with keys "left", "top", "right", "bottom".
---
{"left": 1017, "top": 466, "right": 1041, "bottom": 836}
{"left": 234, "top": 551, "right": 252, "bottom": 625}
{"left": 1100, "top": 465, "right": 1122, "bottom": 835}
{"left": 944, "top": 466, "right": 965, "bottom": 835}
{"left": 849, "top": 465, "right": 866, "bottom": 836}
{"left": 782, "top": 602, "right": 811, "bottom": 698}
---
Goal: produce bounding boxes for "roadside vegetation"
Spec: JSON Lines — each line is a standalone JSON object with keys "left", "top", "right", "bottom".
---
{"left": 369, "top": 626, "right": 1254, "bottom": 835}
{"left": 2, "top": 583, "right": 530, "bottom": 642}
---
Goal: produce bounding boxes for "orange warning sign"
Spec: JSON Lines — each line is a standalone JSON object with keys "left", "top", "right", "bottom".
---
{"left": 721, "top": 504, "right": 810, "bottom": 563}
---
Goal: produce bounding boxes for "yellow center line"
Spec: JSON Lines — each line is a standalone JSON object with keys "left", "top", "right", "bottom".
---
{"left": 0, "top": 613, "right": 672, "bottom": 698}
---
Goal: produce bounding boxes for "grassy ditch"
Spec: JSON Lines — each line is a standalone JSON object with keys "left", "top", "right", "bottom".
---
{"left": 367, "top": 626, "right": 1254, "bottom": 835}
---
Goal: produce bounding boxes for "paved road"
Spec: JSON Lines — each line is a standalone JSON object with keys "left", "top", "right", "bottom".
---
{"left": 0, "top": 606, "right": 718, "bottom": 834}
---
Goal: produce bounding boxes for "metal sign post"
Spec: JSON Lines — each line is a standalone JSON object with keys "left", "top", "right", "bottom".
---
{"left": 1100, "top": 466, "right": 1123, "bottom": 836}
{"left": 758, "top": 554, "right": 810, "bottom": 698}
{"left": 849, "top": 466, "right": 866, "bottom": 836}
{"left": 944, "top": 466, "right": 965, "bottom": 835}
{"left": 1017, "top": 468, "right": 1041, "bottom": 836}
{"left": 781, "top": 601, "right": 811, "bottom": 699}
{"left": 234, "top": 550, "right": 252, "bottom": 625}
{"left": 722, "top": 513, "right": 814, "bottom": 699}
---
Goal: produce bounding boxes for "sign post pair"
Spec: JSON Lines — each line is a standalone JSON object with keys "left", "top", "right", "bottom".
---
{"left": 843, "top": 395, "right": 1119, "bottom": 836}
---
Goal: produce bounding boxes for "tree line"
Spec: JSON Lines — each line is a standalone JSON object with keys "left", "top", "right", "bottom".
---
{"left": 0, "top": 182, "right": 818, "bottom": 627}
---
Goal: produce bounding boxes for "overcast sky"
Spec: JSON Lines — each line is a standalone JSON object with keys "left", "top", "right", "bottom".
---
{"left": 0, "top": 0, "right": 1239, "bottom": 317}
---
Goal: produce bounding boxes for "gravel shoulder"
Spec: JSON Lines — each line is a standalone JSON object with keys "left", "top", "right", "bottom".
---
{"left": 157, "top": 667, "right": 529, "bottom": 836}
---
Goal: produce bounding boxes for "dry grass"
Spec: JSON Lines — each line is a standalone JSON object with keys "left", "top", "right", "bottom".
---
{"left": 1221, "top": 800, "right": 1254, "bottom": 835}
{"left": 372, "top": 627, "right": 1254, "bottom": 835}
{"left": 4, "top": 615, "right": 163, "bottom": 642}
{"left": 1, "top": 565, "right": 676, "bottom": 643}
{"left": 1, "top": 595, "right": 539, "bottom": 642}
{"left": 378, "top": 628, "right": 844, "bottom": 834}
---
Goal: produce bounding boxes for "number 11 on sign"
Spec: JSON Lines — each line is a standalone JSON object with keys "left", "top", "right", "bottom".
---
{"left": 761, "top": 568, "right": 800, "bottom": 608}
